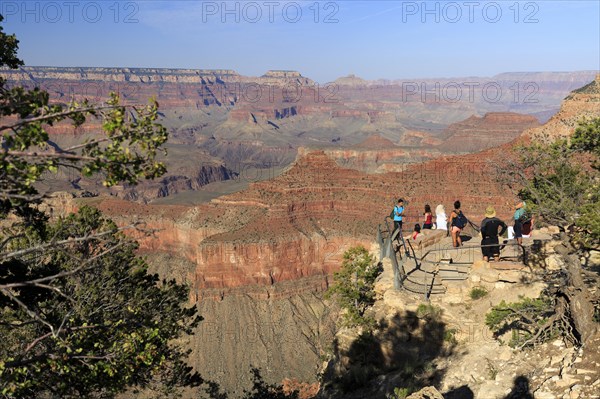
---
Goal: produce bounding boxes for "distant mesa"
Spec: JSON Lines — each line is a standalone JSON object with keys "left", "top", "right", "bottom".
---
{"left": 0, "top": 66, "right": 241, "bottom": 79}
{"left": 261, "top": 70, "right": 304, "bottom": 79}
{"left": 334, "top": 74, "right": 368, "bottom": 86}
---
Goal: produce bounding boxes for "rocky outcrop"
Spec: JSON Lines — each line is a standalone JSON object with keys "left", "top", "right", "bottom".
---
{"left": 116, "top": 163, "right": 236, "bottom": 202}
{"left": 296, "top": 133, "right": 444, "bottom": 173}
{"left": 89, "top": 148, "right": 516, "bottom": 296}
{"left": 440, "top": 112, "right": 540, "bottom": 153}
{"left": 398, "top": 131, "right": 443, "bottom": 147}
{"left": 189, "top": 288, "right": 336, "bottom": 396}
{"left": 522, "top": 73, "right": 600, "bottom": 142}
{"left": 298, "top": 110, "right": 538, "bottom": 172}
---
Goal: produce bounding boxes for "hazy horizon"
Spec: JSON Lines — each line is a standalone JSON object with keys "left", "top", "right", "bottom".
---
{"left": 7, "top": 65, "right": 599, "bottom": 84}
{"left": 2, "top": 1, "right": 598, "bottom": 83}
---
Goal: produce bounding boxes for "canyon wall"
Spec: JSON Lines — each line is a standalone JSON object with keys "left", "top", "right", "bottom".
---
{"left": 3, "top": 67, "right": 595, "bottom": 203}
{"left": 87, "top": 75, "right": 600, "bottom": 297}
{"left": 439, "top": 112, "right": 540, "bottom": 152}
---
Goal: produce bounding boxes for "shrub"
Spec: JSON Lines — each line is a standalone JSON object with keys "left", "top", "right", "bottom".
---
{"left": 444, "top": 328, "right": 458, "bottom": 345}
{"left": 386, "top": 387, "right": 412, "bottom": 399}
{"left": 485, "top": 296, "right": 554, "bottom": 348}
{"left": 325, "top": 246, "right": 381, "bottom": 327}
{"left": 416, "top": 303, "right": 442, "bottom": 320}
{"left": 469, "top": 287, "right": 489, "bottom": 300}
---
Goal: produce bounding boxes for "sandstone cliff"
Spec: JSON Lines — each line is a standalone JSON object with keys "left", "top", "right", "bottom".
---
{"left": 522, "top": 73, "right": 600, "bottom": 141}
{"left": 439, "top": 112, "right": 540, "bottom": 153}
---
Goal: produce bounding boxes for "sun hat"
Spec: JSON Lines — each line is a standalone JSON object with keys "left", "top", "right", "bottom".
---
{"left": 485, "top": 206, "right": 496, "bottom": 218}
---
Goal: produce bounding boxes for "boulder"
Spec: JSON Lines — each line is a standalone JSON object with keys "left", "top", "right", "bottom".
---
{"left": 476, "top": 381, "right": 510, "bottom": 399}
{"left": 535, "top": 390, "right": 557, "bottom": 399}
{"left": 589, "top": 250, "right": 600, "bottom": 267}
{"left": 546, "top": 254, "right": 565, "bottom": 271}
{"left": 374, "top": 258, "right": 394, "bottom": 295}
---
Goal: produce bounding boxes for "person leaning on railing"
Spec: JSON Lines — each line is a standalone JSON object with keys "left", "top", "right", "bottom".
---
{"left": 392, "top": 198, "right": 405, "bottom": 233}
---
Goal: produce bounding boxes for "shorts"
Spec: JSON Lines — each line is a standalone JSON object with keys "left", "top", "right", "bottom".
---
{"left": 451, "top": 226, "right": 462, "bottom": 234}
{"left": 482, "top": 236, "right": 500, "bottom": 258}
{"left": 514, "top": 220, "right": 523, "bottom": 238}
{"left": 423, "top": 223, "right": 433, "bottom": 229}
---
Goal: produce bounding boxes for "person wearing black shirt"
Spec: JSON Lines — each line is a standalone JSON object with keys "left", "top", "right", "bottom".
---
{"left": 480, "top": 206, "right": 507, "bottom": 262}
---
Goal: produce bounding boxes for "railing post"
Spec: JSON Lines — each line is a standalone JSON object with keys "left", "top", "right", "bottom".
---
{"left": 519, "top": 243, "right": 528, "bottom": 264}
{"left": 377, "top": 225, "right": 385, "bottom": 261}
{"left": 389, "top": 247, "right": 401, "bottom": 289}
{"left": 385, "top": 236, "right": 394, "bottom": 259}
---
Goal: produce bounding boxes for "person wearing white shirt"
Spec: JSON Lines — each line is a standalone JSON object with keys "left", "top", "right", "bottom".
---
{"left": 435, "top": 204, "right": 447, "bottom": 231}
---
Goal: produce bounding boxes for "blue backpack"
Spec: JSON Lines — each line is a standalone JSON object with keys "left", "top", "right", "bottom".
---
{"left": 453, "top": 210, "right": 468, "bottom": 228}
{"left": 514, "top": 205, "right": 529, "bottom": 222}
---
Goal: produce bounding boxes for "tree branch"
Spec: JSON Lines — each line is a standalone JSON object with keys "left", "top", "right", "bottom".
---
{"left": 0, "top": 105, "right": 117, "bottom": 133}
{"left": 0, "top": 287, "right": 54, "bottom": 332}
{"left": 4, "top": 150, "right": 97, "bottom": 162}
{"left": 0, "top": 224, "right": 143, "bottom": 262}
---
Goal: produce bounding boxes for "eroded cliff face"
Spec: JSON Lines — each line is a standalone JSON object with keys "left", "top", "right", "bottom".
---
{"left": 3, "top": 67, "right": 594, "bottom": 144}
{"left": 439, "top": 112, "right": 541, "bottom": 153}
{"left": 91, "top": 162, "right": 373, "bottom": 294}
{"left": 4, "top": 67, "right": 596, "bottom": 205}
{"left": 522, "top": 73, "right": 600, "bottom": 141}
{"left": 188, "top": 287, "right": 336, "bottom": 395}
{"left": 299, "top": 111, "right": 540, "bottom": 174}
{"left": 301, "top": 134, "right": 443, "bottom": 173}
{"left": 117, "top": 163, "right": 237, "bottom": 202}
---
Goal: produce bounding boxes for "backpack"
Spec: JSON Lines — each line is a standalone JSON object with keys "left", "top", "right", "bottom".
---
{"left": 453, "top": 210, "right": 468, "bottom": 229}
{"left": 390, "top": 208, "right": 395, "bottom": 219}
{"left": 518, "top": 212, "right": 531, "bottom": 223}
{"left": 514, "top": 206, "right": 530, "bottom": 222}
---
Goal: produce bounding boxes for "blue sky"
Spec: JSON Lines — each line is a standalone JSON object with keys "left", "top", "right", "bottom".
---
{"left": 2, "top": 1, "right": 599, "bottom": 83}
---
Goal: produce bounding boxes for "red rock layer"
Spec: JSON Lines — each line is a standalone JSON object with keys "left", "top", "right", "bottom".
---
{"left": 440, "top": 112, "right": 541, "bottom": 152}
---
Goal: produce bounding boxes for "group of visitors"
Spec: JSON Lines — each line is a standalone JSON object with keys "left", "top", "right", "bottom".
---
{"left": 390, "top": 198, "right": 532, "bottom": 260}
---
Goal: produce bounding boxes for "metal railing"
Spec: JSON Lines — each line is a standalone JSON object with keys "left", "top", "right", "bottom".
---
{"left": 419, "top": 241, "right": 527, "bottom": 265}
{"left": 376, "top": 215, "right": 528, "bottom": 299}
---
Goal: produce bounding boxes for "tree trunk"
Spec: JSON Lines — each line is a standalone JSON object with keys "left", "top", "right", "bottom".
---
{"left": 555, "top": 233, "right": 599, "bottom": 346}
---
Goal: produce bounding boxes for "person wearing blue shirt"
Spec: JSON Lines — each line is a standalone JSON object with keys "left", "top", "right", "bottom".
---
{"left": 393, "top": 198, "right": 405, "bottom": 233}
